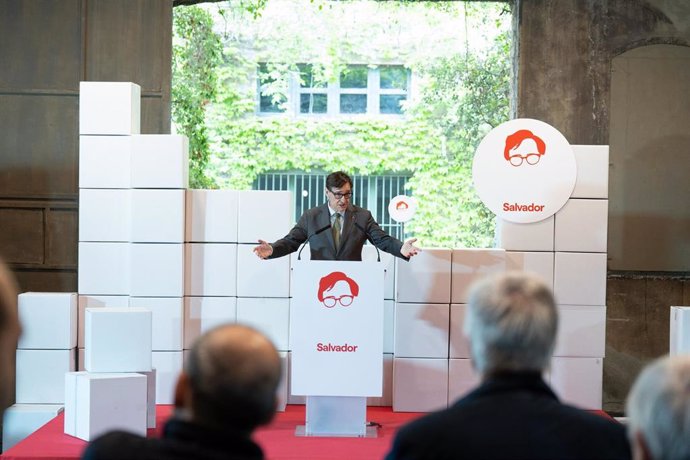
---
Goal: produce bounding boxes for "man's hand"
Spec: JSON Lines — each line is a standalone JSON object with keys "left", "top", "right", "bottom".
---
{"left": 401, "top": 238, "right": 421, "bottom": 258}
{"left": 253, "top": 240, "right": 273, "bottom": 259}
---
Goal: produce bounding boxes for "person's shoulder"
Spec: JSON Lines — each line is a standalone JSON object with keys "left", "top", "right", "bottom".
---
{"left": 81, "top": 431, "right": 152, "bottom": 460}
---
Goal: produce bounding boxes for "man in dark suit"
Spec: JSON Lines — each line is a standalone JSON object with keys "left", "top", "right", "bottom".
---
{"left": 81, "top": 324, "right": 281, "bottom": 460}
{"left": 385, "top": 272, "right": 631, "bottom": 460}
{"left": 253, "top": 171, "right": 420, "bottom": 261}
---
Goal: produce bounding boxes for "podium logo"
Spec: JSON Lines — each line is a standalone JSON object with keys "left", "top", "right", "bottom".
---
{"left": 317, "top": 271, "right": 359, "bottom": 308}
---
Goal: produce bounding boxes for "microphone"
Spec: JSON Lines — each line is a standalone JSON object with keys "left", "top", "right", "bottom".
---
{"left": 297, "top": 224, "right": 331, "bottom": 260}
{"left": 353, "top": 219, "right": 380, "bottom": 262}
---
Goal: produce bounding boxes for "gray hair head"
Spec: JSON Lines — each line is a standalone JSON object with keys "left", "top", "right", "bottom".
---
{"left": 626, "top": 355, "right": 690, "bottom": 460}
{"left": 464, "top": 271, "right": 557, "bottom": 375}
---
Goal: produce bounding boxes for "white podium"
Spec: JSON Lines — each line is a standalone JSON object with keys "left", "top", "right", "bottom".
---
{"left": 290, "top": 260, "right": 384, "bottom": 437}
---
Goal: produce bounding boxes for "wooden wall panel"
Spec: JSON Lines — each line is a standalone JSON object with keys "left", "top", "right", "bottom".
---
{"left": 46, "top": 208, "right": 78, "bottom": 267}
{"left": 0, "top": 208, "right": 44, "bottom": 264}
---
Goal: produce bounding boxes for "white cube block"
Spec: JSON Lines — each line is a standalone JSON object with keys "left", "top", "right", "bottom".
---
{"left": 554, "top": 305, "right": 606, "bottom": 357}
{"left": 64, "top": 372, "right": 147, "bottom": 441}
{"left": 451, "top": 248, "right": 506, "bottom": 304}
{"left": 79, "top": 136, "right": 131, "bottom": 189}
{"left": 287, "top": 352, "right": 306, "bottom": 405}
{"left": 505, "top": 251, "right": 555, "bottom": 290}
{"left": 383, "top": 300, "right": 394, "bottom": 354}
{"left": 184, "top": 243, "right": 237, "bottom": 296}
{"left": 392, "top": 358, "right": 448, "bottom": 412}
{"left": 130, "top": 298, "right": 183, "bottom": 351}
{"left": 448, "top": 359, "right": 480, "bottom": 404}
{"left": 183, "top": 297, "right": 237, "bottom": 349}
{"left": 79, "top": 82, "right": 140, "bottom": 135}
{"left": 151, "top": 351, "right": 183, "bottom": 404}
{"left": 276, "top": 352, "right": 288, "bottom": 412}
{"left": 554, "top": 252, "right": 607, "bottom": 306}
{"left": 363, "top": 246, "right": 395, "bottom": 300}
{"left": 670, "top": 306, "right": 690, "bottom": 355}
{"left": 18, "top": 293, "right": 77, "bottom": 350}
{"left": 449, "top": 304, "right": 470, "bottom": 359}
{"left": 78, "top": 242, "right": 130, "bottom": 295}
{"left": 554, "top": 199, "right": 608, "bottom": 253}
{"left": 571, "top": 145, "right": 609, "bottom": 199}
{"left": 237, "top": 297, "right": 289, "bottom": 351}
{"left": 130, "top": 243, "right": 185, "bottom": 297}
{"left": 78, "top": 189, "right": 131, "bottom": 242}
{"left": 2, "top": 404, "right": 63, "bottom": 452}
{"left": 237, "top": 191, "right": 293, "bottom": 244}
{"left": 16, "top": 349, "right": 75, "bottom": 404}
{"left": 495, "top": 216, "right": 554, "bottom": 252}
{"left": 131, "top": 190, "right": 185, "bottom": 243}
{"left": 550, "top": 357, "right": 603, "bottom": 410}
{"left": 396, "top": 248, "right": 452, "bottom": 304}
{"left": 136, "top": 369, "right": 157, "bottom": 428}
{"left": 85, "top": 308, "right": 152, "bottom": 372}
{"left": 185, "top": 189, "right": 239, "bottom": 243}
{"left": 394, "top": 303, "right": 450, "bottom": 358}
{"left": 131, "top": 134, "right": 189, "bottom": 189}
{"left": 78, "top": 296, "right": 129, "bottom": 349}
{"left": 367, "top": 354, "right": 393, "bottom": 407}
{"left": 236, "top": 244, "right": 290, "bottom": 297}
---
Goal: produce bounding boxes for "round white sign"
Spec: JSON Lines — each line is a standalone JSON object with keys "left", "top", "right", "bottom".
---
{"left": 472, "top": 118, "right": 576, "bottom": 223}
{"left": 388, "top": 195, "right": 417, "bottom": 223}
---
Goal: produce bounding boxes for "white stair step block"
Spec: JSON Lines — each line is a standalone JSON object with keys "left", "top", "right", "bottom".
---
{"left": 287, "top": 352, "right": 305, "bottom": 405}
{"left": 16, "top": 349, "right": 75, "bottom": 404}
{"left": 554, "top": 252, "right": 607, "bottom": 305}
{"left": 367, "top": 354, "right": 393, "bottom": 407}
{"left": 78, "top": 296, "right": 129, "bottom": 349}
{"left": 183, "top": 297, "right": 237, "bottom": 349}
{"left": 64, "top": 372, "right": 147, "bottom": 441}
{"left": 396, "top": 248, "right": 452, "bottom": 304}
{"left": 383, "top": 300, "right": 394, "bottom": 354}
{"left": 394, "top": 303, "right": 450, "bottom": 358}
{"left": 237, "top": 191, "right": 293, "bottom": 244}
{"left": 18, "top": 293, "right": 77, "bottom": 350}
{"left": 137, "top": 369, "right": 157, "bottom": 428}
{"left": 78, "top": 243, "right": 130, "bottom": 295}
{"left": 571, "top": 145, "right": 609, "bottom": 199}
{"left": 362, "top": 246, "right": 395, "bottom": 300}
{"left": 131, "top": 190, "right": 185, "bottom": 243}
{"left": 85, "top": 308, "right": 152, "bottom": 373}
{"left": 449, "top": 304, "right": 470, "bottom": 359}
{"left": 505, "top": 251, "right": 554, "bottom": 290}
{"left": 151, "top": 351, "right": 183, "bottom": 404}
{"left": 670, "top": 306, "right": 690, "bottom": 355}
{"left": 554, "top": 305, "right": 606, "bottom": 357}
{"left": 550, "top": 357, "right": 603, "bottom": 410}
{"left": 2, "top": 404, "right": 64, "bottom": 452}
{"left": 448, "top": 359, "right": 480, "bottom": 404}
{"left": 131, "top": 134, "right": 189, "bottom": 189}
{"left": 78, "top": 189, "right": 131, "bottom": 242}
{"left": 392, "top": 358, "right": 448, "bottom": 412}
{"left": 184, "top": 243, "right": 237, "bottom": 296}
{"left": 276, "top": 352, "right": 288, "bottom": 412}
{"left": 79, "top": 136, "right": 131, "bottom": 189}
{"left": 554, "top": 199, "right": 608, "bottom": 253}
{"left": 236, "top": 244, "right": 290, "bottom": 297}
{"left": 495, "top": 216, "right": 554, "bottom": 252}
{"left": 79, "top": 82, "right": 140, "bottom": 135}
{"left": 237, "top": 297, "right": 290, "bottom": 351}
{"left": 185, "top": 189, "right": 239, "bottom": 243}
{"left": 451, "top": 248, "right": 506, "bottom": 304}
{"left": 130, "top": 243, "right": 185, "bottom": 297}
{"left": 130, "top": 298, "right": 183, "bottom": 351}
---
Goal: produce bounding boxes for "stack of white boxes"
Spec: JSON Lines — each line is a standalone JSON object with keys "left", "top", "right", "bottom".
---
{"left": 670, "top": 306, "right": 690, "bottom": 355}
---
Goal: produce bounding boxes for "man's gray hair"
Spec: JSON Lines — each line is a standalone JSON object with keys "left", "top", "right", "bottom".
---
{"left": 626, "top": 355, "right": 690, "bottom": 460}
{"left": 464, "top": 271, "right": 557, "bottom": 375}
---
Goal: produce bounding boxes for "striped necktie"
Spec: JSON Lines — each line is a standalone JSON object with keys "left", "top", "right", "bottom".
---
{"left": 332, "top": 213, "right": 341, "bottom": 251}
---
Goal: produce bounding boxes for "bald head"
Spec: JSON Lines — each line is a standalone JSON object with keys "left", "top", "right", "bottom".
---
{"left": 0, "top": 258, "right": 20, "bottom": 415}
{"left": 184, "top": 324, "right": 281, "bottom": 432}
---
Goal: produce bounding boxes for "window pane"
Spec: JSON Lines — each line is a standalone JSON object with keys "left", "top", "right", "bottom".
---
{"left": 340, "top": 65, "right": 368, "bottom": 89}
{"left": 340, "top": 94, "right": 367, "bottom": 113}
{"left": 380, "top": 95, "right": 406, "bottom": 114}
{"left": 260, "top": 94, "right": 286, "bottom": 113}
{"left": 298, "top": 63, "right": 326, "bottom": 88}
{"left": 300, "top": 93, "right": 327, "bottom": 113}
{"left": 380, "top": 66, "right": 408, "bottom": 90}
{"left": 257, "top": 63, "right": 286, "bottom": 113}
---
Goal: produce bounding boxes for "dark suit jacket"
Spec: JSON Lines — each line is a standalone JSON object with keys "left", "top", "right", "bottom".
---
{"left": 269, "top": 203, "right": 406, "bottom": 261}
{"left": 385, "top": 372, "right": 631, "bottom": 460}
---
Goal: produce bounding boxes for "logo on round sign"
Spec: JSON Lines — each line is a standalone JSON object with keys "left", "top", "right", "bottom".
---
{"left": 472, "top": 118, "right": 576, "bottom": 223}
{"left": 388, "top": 195, "right": 417, "bottom": 223}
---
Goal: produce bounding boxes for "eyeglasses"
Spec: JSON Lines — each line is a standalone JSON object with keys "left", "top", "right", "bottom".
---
{"left": 509, "top": 153, "right": 542, "bottom": 167}
{"left": 322, "top": 295, "right": 354, "bottom": 308}
{"left": 328, "top": 190, "right": 353, "bottom": 200}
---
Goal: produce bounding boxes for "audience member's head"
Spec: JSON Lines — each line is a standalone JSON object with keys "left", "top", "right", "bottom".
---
{"left": 626, "top": 355, "right": 690, "bottom": 460}
{"left": 176, "top": 324, "right": 281, "bottom": 433}
{"left": 0, "top": 258, "right": 20, "bottom": 415}
{"left": 464, "top": 271, "right": 557, "bottom": 376}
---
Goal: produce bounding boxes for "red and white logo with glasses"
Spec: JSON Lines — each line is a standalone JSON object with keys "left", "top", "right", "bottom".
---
{"left": 317, "top": 271, "right": 359, "bottom": 309}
